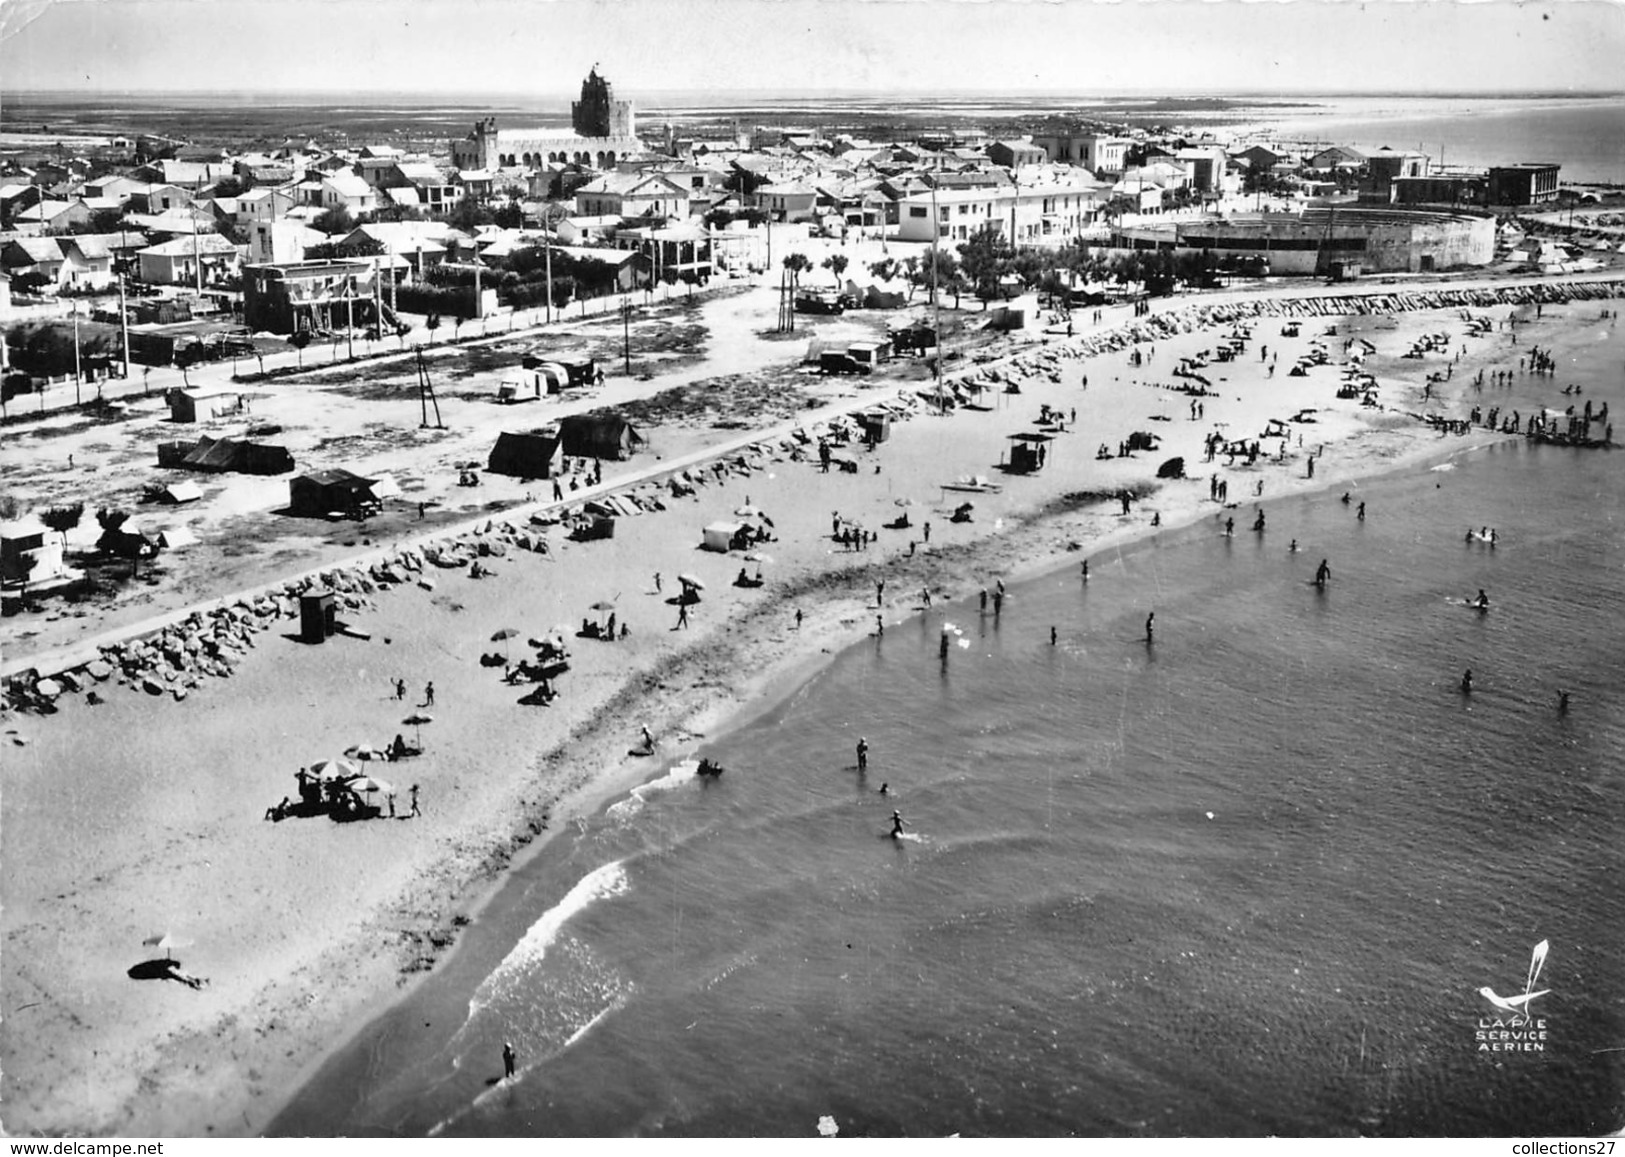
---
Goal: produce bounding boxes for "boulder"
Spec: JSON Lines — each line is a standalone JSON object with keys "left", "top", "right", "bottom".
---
{"left": 35, "top": 678, "right": 62, "bottom": 700}
{"left": 86, "top": 660, "right": 113, "bottom": 681}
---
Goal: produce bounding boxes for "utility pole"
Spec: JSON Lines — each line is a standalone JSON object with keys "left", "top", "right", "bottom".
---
{"left": 544, "top": 235, "right": 554, "bottom": 324}
{"left": 71, "top": 300, "right": 82, "bottom": 405}
{"left": 345, "top": 277, "right": 354, "bottom": 360}
{"left": 622, "top": 292, "right": 632, "bottom": 374}
{"left": 930, "top": 182, "right": 943, "bottom": 408}
{"left": 117, "top": 269, "right": 130, "bottom": 381}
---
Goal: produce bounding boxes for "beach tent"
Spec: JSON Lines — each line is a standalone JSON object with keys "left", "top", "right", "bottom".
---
{"left": 288, "top": 469, "right": 380, "bottom": 518}
{"left": 367, "top": 474, "right": 402, "bottom": 501}
{"left": 159, "top": 480, "right": 202, "bottom": 504}
{"left": 702, "top": 520, "right": 744, "bottom": 552}
{"left": 488, "top": 430, "right": 560, "bottom": 479}
{"left": 161, "top": 434, "right": 294, "bottom": 475}
{"left": 558, "top": 414, "right": 643, "bottom": 461}
{"left": 155, "top": 525, "right": 198, "bottom": 549}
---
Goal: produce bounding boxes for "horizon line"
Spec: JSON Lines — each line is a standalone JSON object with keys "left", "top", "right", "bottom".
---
{"left": 3, "top": 86, "right": 1623, "bottom": 100}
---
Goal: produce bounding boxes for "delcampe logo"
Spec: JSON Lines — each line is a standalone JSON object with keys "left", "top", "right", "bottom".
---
{"left": 1475, "top": 939, "right": 1549, "bottom": 1054}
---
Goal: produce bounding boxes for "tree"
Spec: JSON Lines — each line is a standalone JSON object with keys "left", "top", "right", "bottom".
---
{"left": 779, "top": 253, "right": 813, "bottom": 331}
{"left": 822, "top": 253, "right": 849, "bottom": 288}
{"left": 313, "top": 205, "right": 354, "bottom": 236}
{"left": 958, "top": 225, "right": 1015, "bottom": 309}
{"left": 41, "top": 502, "right": 84, "bottom": 548}
{"left": 913, "top": 248, "right": 962, "bottom": 308}
{"left": 288, "top": 329, "right": 311, "bottom": 367}
{"left": 493, "top": 201, "right": 524, "bottom": 229}
{"left": 425, "top": 312, "right": 441, "bottom": 345}
{"left": 901, "top": 256, "right": 920, "bottom": 301}
{"left": 868, "top": 257, "right": 898, "bottom": 282}
{"left": 211, "top": 175, "right": 249, "bottom": 199}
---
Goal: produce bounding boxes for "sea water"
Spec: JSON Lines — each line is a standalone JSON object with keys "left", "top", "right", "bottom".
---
{"left": 273, "top": 308, "right": 1625, "bottom": 1138}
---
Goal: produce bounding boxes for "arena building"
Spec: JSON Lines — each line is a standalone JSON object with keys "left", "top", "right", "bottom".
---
{"left": 1111, "top": 206, "right": 1496, "bottom": 275}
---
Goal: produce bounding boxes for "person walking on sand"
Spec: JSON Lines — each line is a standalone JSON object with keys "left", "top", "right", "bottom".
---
{"left": 795, "top": 608, "right": 804, "bottom": 630}
{"left": 410, "top": 784, "right": 421, "bottom": 818}
{"left": 876, "top": 614, "right": 885, "bottom": 637}
{"left": 677, "top": 601, "right": 690, "bottom": 629}
{"left": 503, "top": 1042, "right": 516, "bottom": 1080}
{"left": 654, "top": 572, "right": 663, "bottom": 593}
{"left": 424, "top": 681, "right": 435, "bottom": 707}
{"left": 641, "top": 724, "right": 655, "bottom": 752}
{"left": 387, "top": 792, "right": 396, "bottom": 818}
{"left": 394, "top": 678, "right": 406, "bottom": 701}
{"left": 857, "top": 737, "right": 869, "bottom": 771}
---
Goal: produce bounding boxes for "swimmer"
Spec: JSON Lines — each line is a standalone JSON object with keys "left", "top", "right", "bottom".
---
{"left": 1289, "top": 539, "right": 1299, "bottom": 553}
{"left": 1557, "top": 690, "right": 1570, "bottom": 714}
{"left": 1253, "top": 511, "right": 1265, "bottom": 533}
{"left": 1356, "top": 501, "right": 1366, "bottom": 520}
{"left": 1225, "top": 517, "right": 1234, "bottom": 535}
{"left": 879, "top": 782, "right": 889, "bottom": 795}
{"left": 1466, "top": 528, "right": 1475, "bottom": 544}
{"left": 1472, "top": 589, "right": 1489, "bottom": 611}
{"left": 1340, "top": 492, "right": 1351, "bottom": 504}
{"left": 1460, "top": 669, "right": 1474, "bottom": 694}
{"left": 1081, "top": 560, "right": 1089, "bottom": 581}
{"left": 889, "top": 810, "right": 905, "bottom": 839}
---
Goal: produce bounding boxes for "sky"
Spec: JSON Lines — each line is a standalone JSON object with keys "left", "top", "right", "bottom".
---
{"left": 2, "top": 0, "right": 1623, "bottom": 96}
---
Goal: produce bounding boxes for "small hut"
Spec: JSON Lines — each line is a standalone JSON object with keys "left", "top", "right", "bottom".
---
{"left": 487, "top": 430, "right": 560, "bottom": 479}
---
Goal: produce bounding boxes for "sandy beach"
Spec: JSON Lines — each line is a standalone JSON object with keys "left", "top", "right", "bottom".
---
{"left": 3, "top": 273, "right": 1620, "bottom": 1136}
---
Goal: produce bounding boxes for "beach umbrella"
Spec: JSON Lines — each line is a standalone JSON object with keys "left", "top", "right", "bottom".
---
{"left": 142, "top": 932, "right": 193, "bottom": 962}
{"left": 310, "top": 757, "right": 360, "bottom": 780}
{"left": 734, "top": 503, "right": 763, "bottom": 518}
{"left": 344, "top": 743, "right": 382, "bottom": 762}
{"left": 491, "top": 626, "right": 521, "bottom": 659}
{"left": 345, "top": 774, "right": 393, "bottom": 796}
{"left": 743, "top": 551, "right": 772, "bottom": 578}
{"left": 677, "top": 573, "right": 705, "bottom": 590}
{"left": 402, "top": 712, "right": 433, "bottom": 746}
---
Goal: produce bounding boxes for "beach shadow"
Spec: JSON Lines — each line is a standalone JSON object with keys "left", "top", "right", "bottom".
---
{"left": 127, "top": 958, "right": 207, "bottom": 989}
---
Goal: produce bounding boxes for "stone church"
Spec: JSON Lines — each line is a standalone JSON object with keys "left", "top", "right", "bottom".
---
{"left": 450, "top": 67, "right": 640, "bottom": 171}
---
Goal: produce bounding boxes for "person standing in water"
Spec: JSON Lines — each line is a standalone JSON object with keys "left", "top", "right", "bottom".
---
{"left": 1050, "top": 625, "right": 1058, "bottom": 645}
{"left": 857, "top": 737, "right": 869, "bottom": 771}
{"left": 1460, "top": 669, "right": 1474, "bottom": 694}
{"left": 1557, "top": 690, "right": 1570, "bottom": 713}
{"left": 1145, "top": 612, "right": 1155, "bottom": 643}
{"left": 1357, "top": 501, "right": 1366, "bottom": 521}
{"left": 889, "top": 810, "right": 905, "bottom": 838}
{"left": 1472, "top": 589, "right": 1490, "bottom": 611}
{"left": 1315, "top": 559, "right": 1331, "bottom": 587}
{"left": 502, "top": 1041, "right": 516, "bottom": 1080}
{"left": 1080, "top": 560, "right": 1089, "bottom": 581}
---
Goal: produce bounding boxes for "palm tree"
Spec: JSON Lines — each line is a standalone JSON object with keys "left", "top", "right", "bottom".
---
{"left": 823, "top": 253, "right": 848, "bottom": 288}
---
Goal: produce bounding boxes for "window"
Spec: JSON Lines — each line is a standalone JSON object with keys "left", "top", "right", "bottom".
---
{"left": 909, "top": 206, "right": 927, "bottom": 218}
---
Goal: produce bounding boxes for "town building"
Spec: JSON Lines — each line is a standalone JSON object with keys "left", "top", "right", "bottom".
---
{"left": 242, "top": 259, "right": 380, "bottom": 334}
{"left": 1487, "top": 164, "right": 1562, "bottom": 206}
{"left": 572, "top": 172, "right": 690, "bottom": 219}
{"left": 896, "top": 178, "right": 1104, "bottom": 245}
{"left": 1031, "top": 133, "right": 1131, "bottom": 177}
{"left": 1364, "top": 149, "right": 1431, "bottom": 200}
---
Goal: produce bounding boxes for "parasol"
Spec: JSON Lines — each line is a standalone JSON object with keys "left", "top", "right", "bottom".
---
{"left": 345, "top": 774, "right": 394, "bottom": 796}
{"left": 142, "top": 932, "right": 193, "bottom": 962}
{"left": 310, "top": 757, "right": 360, "bottom": 780}
{"left": 491, "top": 626, "right": 521, "bottom": 659}
{"left": 402, "top": 712, "right": 434, "bottom": 746}
{"left": 677, "top": 573, "right": 705, "bottom": 590}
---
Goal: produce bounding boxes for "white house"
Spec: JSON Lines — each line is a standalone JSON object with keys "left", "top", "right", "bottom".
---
{"left": 895, "top": 177, "right": 1105, "bottom": 245}
{"left": 137, "top": 233, "right": 243, "bottom": 286}
{"left": 572, "top": 172, "right": 690, "bottom": 219}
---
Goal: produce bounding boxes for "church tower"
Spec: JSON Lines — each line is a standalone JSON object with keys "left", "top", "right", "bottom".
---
{"left": 572, "top": 65, "right": 635, "bottom": 139}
